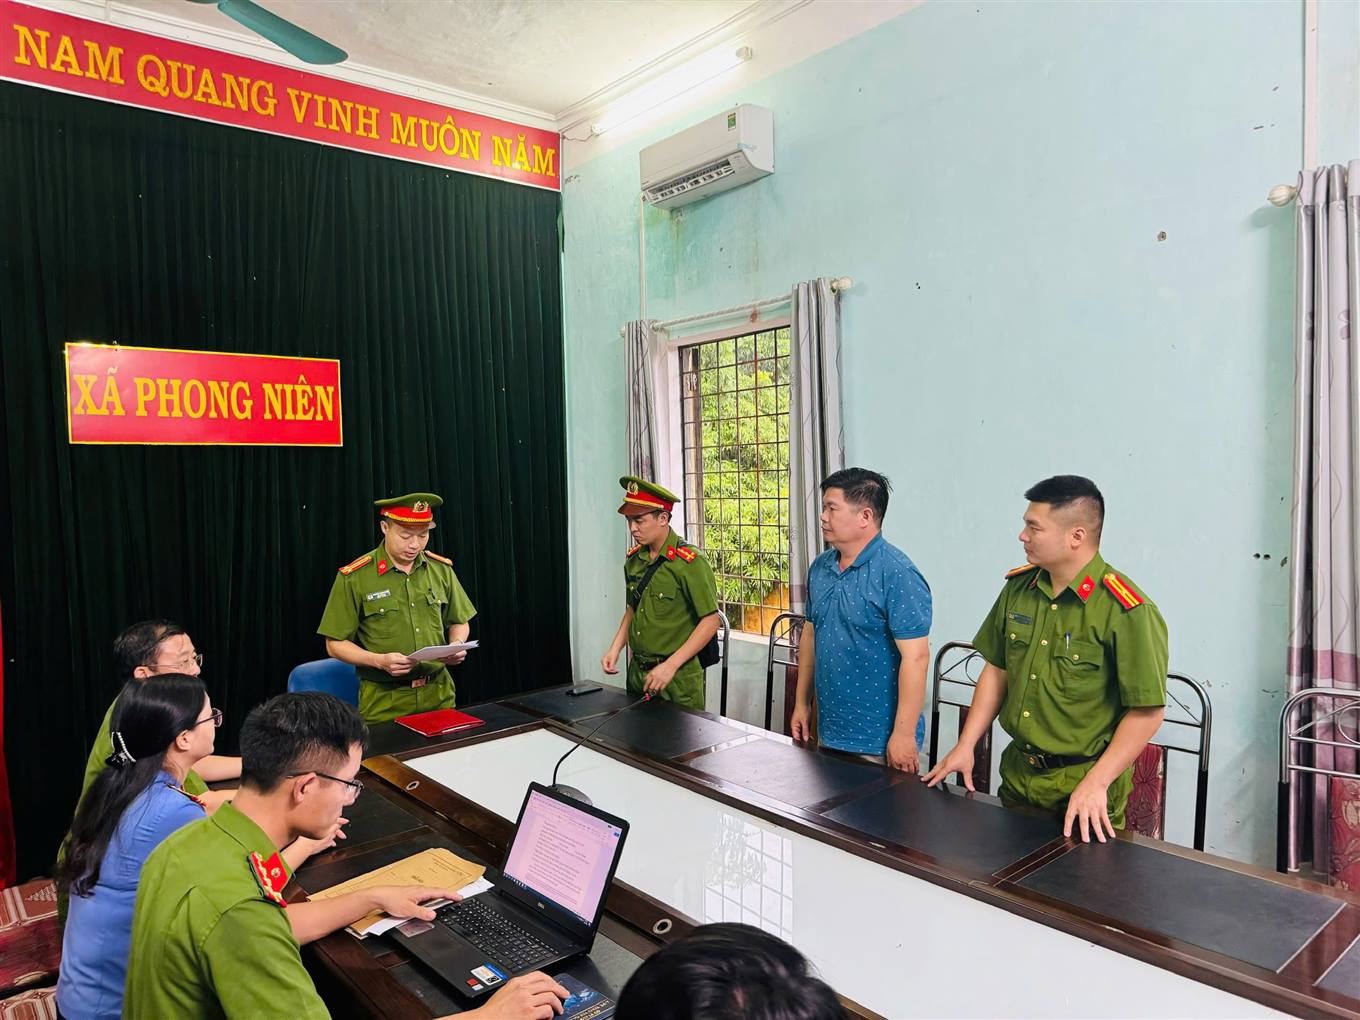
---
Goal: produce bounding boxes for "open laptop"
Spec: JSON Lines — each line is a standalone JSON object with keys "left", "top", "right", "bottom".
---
{"left": 393, "top": 782, "right": 629, "bottom": 999}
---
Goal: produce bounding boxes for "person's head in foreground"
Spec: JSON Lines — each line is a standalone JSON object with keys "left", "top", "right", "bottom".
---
{"left": 238, "top": 690, "right": 370, "bottom": 838}
{"left": 616, "top": 922, "right": 847, "bottom": 1020}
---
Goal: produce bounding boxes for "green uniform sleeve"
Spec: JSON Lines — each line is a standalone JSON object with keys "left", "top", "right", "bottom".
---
{"left": 971, "top": 585, "right": 1010, "bottom": 669}
{"left": 680, "top": 556, "right": 719, "bottom": 619}
{"left": 442, "top": 568, "right": 476, "bottom": 627}
{"left": 1113, "top": 602, "right": 1170, "bottom": 708}
{"left": 79, "top": 698, "right": 118, "bottom": 805}
{"left": 183, "top": 770, "right": 209, "bottom": 796}
{"left": 204, "top": 901, "right": 329, "bottom": 1020}
{"left": 317, "top": 571, "right": 359, "bottom": 642}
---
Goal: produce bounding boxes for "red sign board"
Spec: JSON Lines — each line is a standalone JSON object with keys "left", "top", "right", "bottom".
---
{"left": 1, "top": 0, "right": 560, "bottom": 190}
{"left": 65, "top": 343, "right": 342, "bottom": 446}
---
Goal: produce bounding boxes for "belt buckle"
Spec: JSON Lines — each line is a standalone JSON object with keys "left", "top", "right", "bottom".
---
{"left": 1026, "top": 754, "right": 1040, "bottom": 768}
{"left": 410, "top": 678, "right": 427, "bottom": 689}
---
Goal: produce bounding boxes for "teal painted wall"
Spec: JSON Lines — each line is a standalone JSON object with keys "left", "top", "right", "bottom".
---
{"left": 561, "top": 1, "right": 1352, "bottom": 865}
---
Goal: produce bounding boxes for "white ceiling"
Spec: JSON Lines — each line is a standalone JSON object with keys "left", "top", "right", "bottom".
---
{"left": 109, "top": 0, "right": 799, "bottom": 120}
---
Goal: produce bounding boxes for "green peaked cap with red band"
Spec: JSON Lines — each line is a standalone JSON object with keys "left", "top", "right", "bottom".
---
{"left": 375, "top": 492, "right": 443, "bottom": 525}
{"left": 618, "top": 476, "right": 679, "bottom": 517}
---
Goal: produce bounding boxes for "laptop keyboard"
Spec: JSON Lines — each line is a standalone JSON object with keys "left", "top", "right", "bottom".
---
{"left": 437, "top": 897, "right": 556, "bottom": 970}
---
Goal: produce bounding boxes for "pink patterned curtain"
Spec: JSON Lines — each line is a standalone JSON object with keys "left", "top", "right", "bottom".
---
{"left": 1285, "top": 161, "right": 1360, "bottom": 872}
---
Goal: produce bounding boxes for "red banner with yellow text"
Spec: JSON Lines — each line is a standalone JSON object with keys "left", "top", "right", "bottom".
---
{"left": 1, "top": 0, "right": 559, "bottom": 190}
{"left": 65, "top": 343, "right": 342, "bottom": 446}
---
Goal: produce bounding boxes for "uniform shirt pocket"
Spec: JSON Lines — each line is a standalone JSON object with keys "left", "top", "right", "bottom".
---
{"left": 648, "top": 579, "right": 684, "bottom": 616}
{"left": 1055, "top": 638, "right": 1104, "bottom": 698}
{"left": 1004, "top": 618, "right": 1033, "bottom": 675}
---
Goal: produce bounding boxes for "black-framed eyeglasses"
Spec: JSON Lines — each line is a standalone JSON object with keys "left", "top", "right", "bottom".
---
{"left": 287, "top": 770, "right": 364, "bottom": 799}
{"left": 194, "top": 708, "right": 223, "bottom": 728}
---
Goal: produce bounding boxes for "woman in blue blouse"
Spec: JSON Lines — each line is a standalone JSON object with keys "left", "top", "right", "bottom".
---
{"left": 56, "top": 673, "right": 216, "bottom": 1020}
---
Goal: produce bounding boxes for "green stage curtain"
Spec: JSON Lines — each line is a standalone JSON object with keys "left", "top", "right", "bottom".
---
{"left": 0, "top": 82, "right": 568, "bottom": 879}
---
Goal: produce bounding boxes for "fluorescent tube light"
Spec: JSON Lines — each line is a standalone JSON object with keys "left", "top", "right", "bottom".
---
{"left": 592, "top": 46, "right": 753, "bottom": 136}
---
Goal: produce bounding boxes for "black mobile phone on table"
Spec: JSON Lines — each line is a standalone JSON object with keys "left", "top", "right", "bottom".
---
{"left": 565, "top": 684, "right": 603, "bottom": 696}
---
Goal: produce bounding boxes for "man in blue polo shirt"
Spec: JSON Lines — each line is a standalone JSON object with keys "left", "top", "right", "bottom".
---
{"left": 789, "top": 468, "right": 932, "bottom": 770}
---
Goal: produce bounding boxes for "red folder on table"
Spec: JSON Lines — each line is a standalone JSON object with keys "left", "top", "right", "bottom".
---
{"left": 394, "top": 708, "right": 486, "bottom": 737}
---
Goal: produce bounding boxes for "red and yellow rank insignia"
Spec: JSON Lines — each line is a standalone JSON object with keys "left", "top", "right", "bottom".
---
{"left": 1076, "top": 576, "right": 1096, "bottom": 602}
{"left": 426, "top": 550, "right": 453, "bottom": 566}
{"left": 675, "top": 546, "right": 697, "bottom": 563}
{"left": 1103, "top": 573, "right": 1143, "bottom": 609}
{"left": 626, "top": 543, "right": 642, "bottom": 557}
{"left": 1005, "top": 563, "right": 1039, "bottom": 579}
{"left": 338, "top": 553, "right": 373, "bottom": 576}
{"left": 248, "top": 851, "right": 288, "bottom": 907}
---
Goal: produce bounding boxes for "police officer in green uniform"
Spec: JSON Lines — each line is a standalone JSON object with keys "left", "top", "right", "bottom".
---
{"left": 317, "top": 493, "right": 476, "bottom": 724}
{"left": 601, "top": 477, "right": 720, "bottom": 711}
{"left": 924, "top": 476, "right": 1168, "bottom": 842}
{"left": 58, "top": 621, "right": 240, "bottom": 923}
{"left": 124, "top": 691, "right": 567, "bottom": 1020}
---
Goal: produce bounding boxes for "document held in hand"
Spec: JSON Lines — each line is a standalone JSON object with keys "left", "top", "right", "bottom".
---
{"left": 407, "top": 640, "right": 479, "bottom": 662}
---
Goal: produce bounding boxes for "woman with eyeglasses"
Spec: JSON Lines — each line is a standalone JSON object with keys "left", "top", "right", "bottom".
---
{"left": 55, "top": 673, "right": 220, "bottom": 1020}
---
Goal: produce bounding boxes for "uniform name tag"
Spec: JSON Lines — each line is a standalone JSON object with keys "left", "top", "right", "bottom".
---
{"left": 365, "top": 590, "right": 391, "bottom": 602}
{"left": 1007, "top": 611, "right": 1033, "bottom": 625}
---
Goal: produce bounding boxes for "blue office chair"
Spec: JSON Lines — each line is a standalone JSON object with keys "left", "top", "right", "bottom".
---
{"left": 287, "top": 658, "right": 359, "bottom": 706}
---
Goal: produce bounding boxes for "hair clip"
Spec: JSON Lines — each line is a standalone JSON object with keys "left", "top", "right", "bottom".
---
{"left": 110, "top": 730, "right": 137, "bottom": 767}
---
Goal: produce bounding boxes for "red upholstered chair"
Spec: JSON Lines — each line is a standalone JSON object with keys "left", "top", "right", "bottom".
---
{"left": 1277, "top": 688, "right": 1360, "bottom": 879}
{"left": 928, "top": 648, "right": 1212, "bottom": 850}
{"left": 1329, "top": 776, "right": 1360, "bottom": 891}
{"left": 926, "top": 642, "right": 994, "bottom": 794}
{"left": 0, "top": 987, "right": 57, "bottom": 1020}
{"left": 1126, "top": 743, "right": 1168, "bottom": 840}
{"left": 0, "top": 878, "right": 60, "bottom": 998}
{"left": 1124, "top": 673, "right": 1212, "bottom": 850}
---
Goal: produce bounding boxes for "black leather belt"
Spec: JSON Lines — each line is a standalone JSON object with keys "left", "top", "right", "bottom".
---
{"left": 1019, "top": 749, "right": 1100, "bottom": 771}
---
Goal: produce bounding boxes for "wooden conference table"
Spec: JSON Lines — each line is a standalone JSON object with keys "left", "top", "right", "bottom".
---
{"left": 291, "top": 685, "right": 1360, "bottom": 1019}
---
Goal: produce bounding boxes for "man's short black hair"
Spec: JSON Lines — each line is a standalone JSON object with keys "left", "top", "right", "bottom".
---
{"left": 1024, "top": 475, "right": 1105, "bottom": 538}
{"left": 239, "top": 692, "right": 369, "bottom": 792}
{"left": 616, "top": 922, "right": 846, "bottom": 1020}
{"left": 820, "top": 467, "right": 891, "bottom": 524}
{"left": 113, "top": 620, "right": 187, "bottom": 683}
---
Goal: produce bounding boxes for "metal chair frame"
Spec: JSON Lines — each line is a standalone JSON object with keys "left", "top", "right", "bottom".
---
{"left": 712, "top": 609, "right": 731, "bottom": 715}
{"left": 926, "top": 640, "right": 1213, "bottom": 850}
{"left": 763, "top": 611, "right": 806, "bottom": 732}
{"left": 1276, "top": 686, "right": 1360, "bottom": 874}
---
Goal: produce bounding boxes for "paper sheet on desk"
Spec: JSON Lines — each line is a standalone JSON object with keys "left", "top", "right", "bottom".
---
{"left": 359, "top": 877, "right": 496, "bottom": 938}
{"left": 307, "top": 848, "right": 485, "bottom": 936}
{"left": 407, "top": 640, "right": 479, "bottom": 662}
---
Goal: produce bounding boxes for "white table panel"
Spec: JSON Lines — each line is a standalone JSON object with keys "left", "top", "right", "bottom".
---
{"left": 404, "top": 729, "right": 1282, "bottom": 1019}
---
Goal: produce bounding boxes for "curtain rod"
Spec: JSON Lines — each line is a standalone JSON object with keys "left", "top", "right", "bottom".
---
{"left": 619, "top": 276, "right": 853, "bottom": 337}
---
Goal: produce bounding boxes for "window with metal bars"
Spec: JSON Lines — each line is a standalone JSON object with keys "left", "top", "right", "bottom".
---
{"left": 680, "top": 325, "right": 790, "bottom": 636}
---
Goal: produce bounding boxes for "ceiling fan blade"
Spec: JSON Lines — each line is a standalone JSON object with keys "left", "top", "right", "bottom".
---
{"left": 215, "top": 0, "right": 347, "bottom": 65}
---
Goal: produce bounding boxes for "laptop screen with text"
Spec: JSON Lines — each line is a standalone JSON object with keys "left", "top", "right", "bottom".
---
{"left": 502, "top": 789, "right": 626, "bottom": 928}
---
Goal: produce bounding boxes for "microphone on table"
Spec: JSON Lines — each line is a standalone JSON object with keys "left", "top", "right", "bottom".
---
{"left": 549, "top": 692, "right": 654, "bottom": 807}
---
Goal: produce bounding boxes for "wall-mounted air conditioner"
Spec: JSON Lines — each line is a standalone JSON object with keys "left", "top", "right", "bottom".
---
{"left": 639, "top": 104, "right": 774, "bottom": 210}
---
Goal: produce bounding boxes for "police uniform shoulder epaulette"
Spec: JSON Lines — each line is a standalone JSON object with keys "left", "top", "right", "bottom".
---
{"left": 1005, "top": 563, "right": 1040, "bottom": 579}
{"left": 627, "top": 543, "right": 642, "bottom": 557}
{"left": 426, "top": 550, "right": 453, "bottom": 566}
{"left": 247, "top": 851, "right": 288, "bottom": 907}
{"left": 338, "top": 553, "right": 373, "bottom": 575}
{"left": 1102, "top": 572, "right": 1144, "bottom": 610}
{"left": 675, "top": 545, "right": 697, "bottom": 563}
